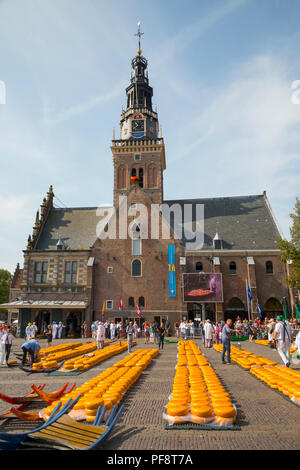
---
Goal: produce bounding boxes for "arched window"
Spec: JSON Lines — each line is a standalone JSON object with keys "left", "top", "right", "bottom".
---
{"left": 128, "top": 297, "right": 135, "bottom": 307}
{"left": 139, "top": 296, "right": 145, "bottom": 307}
{"left": 229, "top": 261, "right": 237, "bottom": 274}
{"left": 132, "top": 259, "right": 142, "bottom": 277}
{"left": 131, "top": 168, "right": 137, "bottom": 177}
{"left": 196, "top": 262, "right": 203, "bottom": 272}
{"left": 266, "top": 260, "right": 273, "bottom": 274}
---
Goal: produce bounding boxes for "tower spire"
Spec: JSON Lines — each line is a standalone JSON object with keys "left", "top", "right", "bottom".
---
{"left": 135, "top": 21, "right": 144, "bottom": 55}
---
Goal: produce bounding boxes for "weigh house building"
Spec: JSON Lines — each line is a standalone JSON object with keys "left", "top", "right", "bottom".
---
{"left": 2, "top": 40, "right": 293, "bottom": 337}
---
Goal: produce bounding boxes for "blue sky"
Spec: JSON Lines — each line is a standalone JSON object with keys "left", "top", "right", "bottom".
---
{"left": 0, "top": 0, "right": 300, "bottom": 272}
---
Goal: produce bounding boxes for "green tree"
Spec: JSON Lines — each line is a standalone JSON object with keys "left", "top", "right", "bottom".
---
{"left": 279, "top": 198, "right": 300, "bottom": 290}
{"left": 0, "top": 269, "right": 12, "bottom": 320}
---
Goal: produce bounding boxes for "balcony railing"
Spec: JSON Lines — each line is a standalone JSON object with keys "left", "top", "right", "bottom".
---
{"left": 112, "top": 137, "right": 164, "bottom": 147}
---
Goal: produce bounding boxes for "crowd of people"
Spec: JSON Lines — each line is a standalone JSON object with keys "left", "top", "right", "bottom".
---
{"left": 90, "top": 319, "right": 170, "bottom": 351}
{"left": 172, "top": 316, "right": 300, "bottom": 368}
{"left": 1, "top": 313, "right": 299, "bottom": 369}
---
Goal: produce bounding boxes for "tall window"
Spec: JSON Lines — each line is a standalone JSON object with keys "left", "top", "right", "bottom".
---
{"left": 132, "top": 224, "right": 141, "bottom": 255}
{"left": 266, "top": 261, "right": 273, "bottom": 274}
{"left": 139, "top": 296, "right": 145, "bottom": 307}
{"left": 139, "top": 168, "right": 144, "bottom": 188}
{"left": 64, "top": 261, "right": 78, "bottom": 284}
{"left": 34, "top": 262, "right": 48, "bottom": 283}
{"left": 128, "top": 297, "right": 135, "bottom": 307}
{"left": 229, "top": 261, "right": 237, "bottom": 275}
{"left": 132, "top": 259, "right": 142, "bottom": 277}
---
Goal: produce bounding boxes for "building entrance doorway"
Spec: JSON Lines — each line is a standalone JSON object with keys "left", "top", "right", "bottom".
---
{"left": 34, "top": 311, "right": 50, "bottom": 335}
{"left": 66, "top": 311, "right": 82, "bottom": 337}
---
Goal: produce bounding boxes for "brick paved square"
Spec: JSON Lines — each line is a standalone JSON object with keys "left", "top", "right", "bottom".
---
{"left": 1, "top": 337, "right": 300, "bottom": 450}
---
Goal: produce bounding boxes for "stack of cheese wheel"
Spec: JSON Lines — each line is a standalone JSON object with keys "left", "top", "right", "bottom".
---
{"left": 39, "top": 342, "right": 82, "bottom": 359}
{"left": 214, "top": 343, "right": 300, "bottom": 406}
{"left": 201, "top": 365, "right": 235, "bottom": 425}
{"left": 189, "top": 365, "right": 213, "bottom": 424}
{"left": 213, "top": 344, "right": 277, "bottom": 369}
{"left": 164, "top": 341, "right": 236, "bottom": 426}
{"left": 41, "top": 360, "right": 58, "bottom": 370}
{"left": 44, "top": 349, "right": 158, "bottom": 423}
{"left": 62, "top": 341, "right": 133, "bottom": 372}
{"left": 250, "top": 364, "right": 300, "bottom": 405}
{"left": 167, "top": 365, "right": 189, "bottom": 424}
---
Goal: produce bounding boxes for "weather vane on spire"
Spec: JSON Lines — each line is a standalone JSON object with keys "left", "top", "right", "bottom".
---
{"left": 135, "top": 21, "right": 144, "bottom": 55}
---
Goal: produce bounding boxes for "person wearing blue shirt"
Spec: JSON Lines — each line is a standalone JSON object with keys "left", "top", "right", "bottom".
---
{"left": 21, "top": 338, "right": 40, "bottom": 366}
{"left": 222, "top": 319, "right": 234, "bottom": 364}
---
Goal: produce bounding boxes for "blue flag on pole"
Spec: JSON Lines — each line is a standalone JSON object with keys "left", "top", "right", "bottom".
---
{"left": 246, "top": 281, "right": 252, "bottom": 314}
{"left": 257, "top": 302, "right": 263, "bottom": 320}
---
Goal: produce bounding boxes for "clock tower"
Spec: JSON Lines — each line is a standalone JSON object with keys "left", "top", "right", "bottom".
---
{"left": 111, "top": 23, "right": 166, "bottom": 207}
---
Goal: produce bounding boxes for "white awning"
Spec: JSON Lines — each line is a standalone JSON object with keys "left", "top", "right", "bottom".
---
{"left": 0, "top": 300, "right": 87, "bottom": 309}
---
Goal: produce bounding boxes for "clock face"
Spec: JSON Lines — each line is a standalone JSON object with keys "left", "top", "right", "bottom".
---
{"left": 132, "top": 119, "right": 144, "bottom": 132}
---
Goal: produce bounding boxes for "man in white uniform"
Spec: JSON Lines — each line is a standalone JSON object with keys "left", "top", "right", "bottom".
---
{"left": 30, "top": 322, "right": 38, "bottom": 338}
{"left": 25, "top": 323, "right": 31, "bottom": 341}
{"left": 0, "top": 327, "right": 6, "bottom": 364}
{"left": 204, "top": 319, "right": 214, "bottom": 348}
{"left": 274, "top": 316, "right": 293, "bottom": 367}
{"left": 57, "top": 322, "right": 65, "bottom": 339}
{"left": 110, "top": 320, "right": 116, "bottom": 340}
{"left": 180, "top": 321, "right": 185, "bottom": 339}
{"left": 52, "top": 321, "right": 58, "bottom": 340}
{"left": 96, "top": 322, "right": 105, "bottom": 349}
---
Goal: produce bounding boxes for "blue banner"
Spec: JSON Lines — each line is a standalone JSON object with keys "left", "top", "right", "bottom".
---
{"left": 246, "top": 280, "right": 252, "bottom": 315}
{"left": 168, "top": 245, "right": 176, "bottom": 297}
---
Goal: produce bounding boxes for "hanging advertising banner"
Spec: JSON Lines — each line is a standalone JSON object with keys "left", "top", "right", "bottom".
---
{"left": 168, "top": 245, "right": 176, "bottom": 297}
{"left": 183, "top": 273, "right": 223, "bottom": 303}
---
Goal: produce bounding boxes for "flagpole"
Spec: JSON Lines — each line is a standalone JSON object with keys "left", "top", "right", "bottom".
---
{"left": 246, "top": 280, "right": 250, "bottom": 322}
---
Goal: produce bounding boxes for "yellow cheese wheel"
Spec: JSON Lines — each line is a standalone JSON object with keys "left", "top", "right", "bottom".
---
{"left": 167, "top": 402, "right": 189, "bottom": 417}
{"left": 85, "top": 415, "right": 97, "bottom": 423}
{"left": 190, "top": 414, "right": 213, "bottom": 424}
{"left": 85, "top": 408, "right": 101, "bottom": 416}
{"left": 213, "top": 406, "right": 236, "bottom": 418}
{"left": 190, "top": 405, "right": 213, "bottom": 418}
{"left": 83, "top": 398, "right": 103, "bottom": 410}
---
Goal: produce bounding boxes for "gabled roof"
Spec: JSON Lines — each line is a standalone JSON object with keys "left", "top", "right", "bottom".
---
{"left": 33, "top": 194, "right": 282, "bottom": 252}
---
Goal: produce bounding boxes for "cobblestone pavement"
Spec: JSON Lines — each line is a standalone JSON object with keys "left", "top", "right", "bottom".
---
{"left": 1, "top": 337, "right": 300, "bottom": 450}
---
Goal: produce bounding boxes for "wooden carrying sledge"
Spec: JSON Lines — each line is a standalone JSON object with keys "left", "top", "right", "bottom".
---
{"left": 0, "top": 397, "right": 124, "bottom": 450}
{"left": 0, "top": 382, "right": 75, "bottom": 405}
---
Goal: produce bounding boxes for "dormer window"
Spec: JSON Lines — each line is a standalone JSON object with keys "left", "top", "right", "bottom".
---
{"left": 213, "top": 232, "right": 223, "bottom": 250}
{"left": 56, "top": 239, "right": 65, "bottom": 251}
